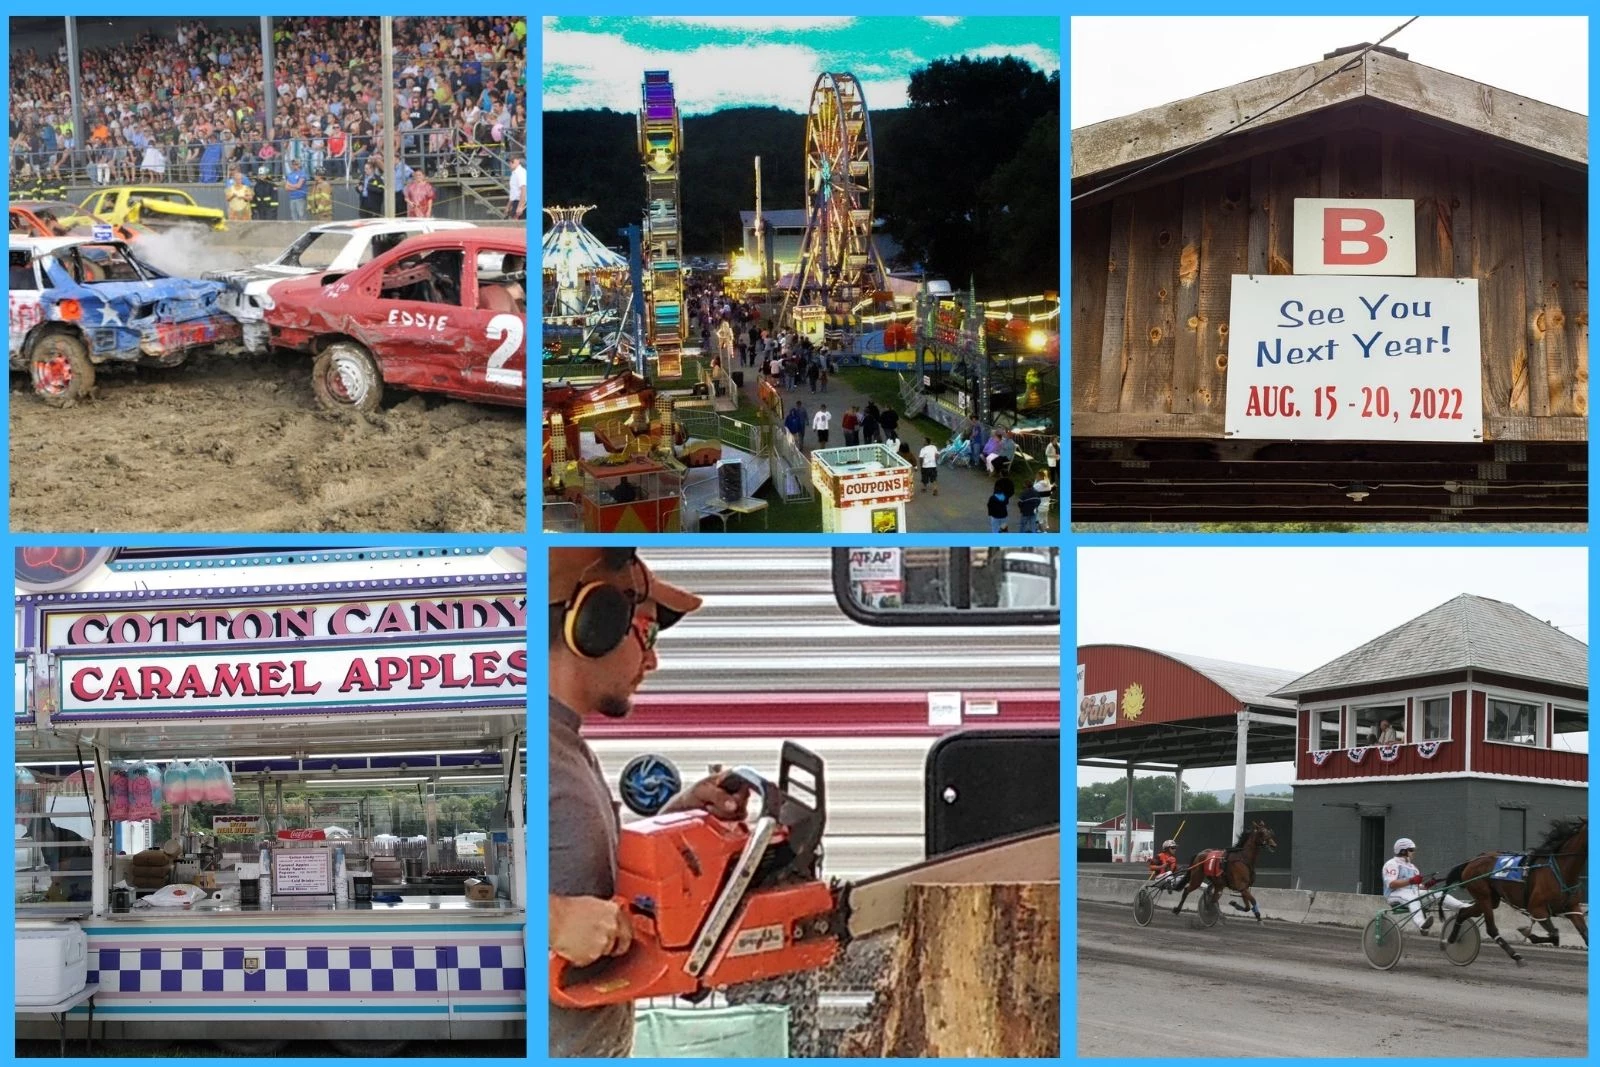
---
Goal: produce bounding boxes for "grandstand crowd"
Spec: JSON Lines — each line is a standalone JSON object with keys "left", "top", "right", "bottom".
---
{"left": 9, "top": 16, "right": 526, "bottom": 191}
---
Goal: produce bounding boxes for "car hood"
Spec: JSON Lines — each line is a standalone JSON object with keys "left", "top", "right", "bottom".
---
{"left": 43, "top": 277, "right": 229, "bottom": 318}
{"left": 135, "top": 200, "right": 223, "bottom": 219}
{"left": 264, "top": 270, "right": 356, "bottom": 306}
{"left": 205, "top": 264, "right": 314, "bottom": 294}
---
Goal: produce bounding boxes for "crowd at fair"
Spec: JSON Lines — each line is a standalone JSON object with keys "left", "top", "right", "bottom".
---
{"left": 9, "top": 16, "right": 526, "bottom": 185}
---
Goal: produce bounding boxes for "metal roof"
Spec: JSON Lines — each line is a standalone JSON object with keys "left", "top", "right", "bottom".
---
{"left": 1073, "top": 47, "right": 1587, "bottom": 183}
{"left": 1154, "top": 650, "right": 1302, "bottom": 711}
{"left": 1273, "top": 594, "right": 1589, "bottom": 699}
{"left": 1076, "top": 646, "right": 1301, "bottom": 768}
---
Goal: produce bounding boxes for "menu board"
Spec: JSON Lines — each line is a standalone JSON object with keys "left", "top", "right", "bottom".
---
{"left": 271, "top": 847, "right": 334, "bottom": 895}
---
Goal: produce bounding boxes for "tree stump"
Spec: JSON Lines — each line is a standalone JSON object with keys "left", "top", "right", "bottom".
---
{"left": 839, "top": 881, "right": 1060, "bottom": 1057}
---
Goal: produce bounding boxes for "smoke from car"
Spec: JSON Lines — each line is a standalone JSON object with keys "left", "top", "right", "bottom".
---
{"left": 135, "top": 228, "right": 255, "bottom": 278}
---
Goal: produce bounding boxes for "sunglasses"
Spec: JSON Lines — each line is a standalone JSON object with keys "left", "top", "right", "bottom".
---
{"left": 631, "top": 614, "right": 660, "bottom": 652}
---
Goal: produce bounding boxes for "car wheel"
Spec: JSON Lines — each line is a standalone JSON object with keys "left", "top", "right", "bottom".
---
{"left": 312, "top": 341, "right": 384, "bottom": 414}
{"left": 30, "top": 332, "right": 96, "bottom": 407}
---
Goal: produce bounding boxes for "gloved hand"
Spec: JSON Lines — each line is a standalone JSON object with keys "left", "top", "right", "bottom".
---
{"left": 1408, "top": 874, "right": 1425, "bottom": 885}
{"left": 1423, "top": 874, "right": 1441, "bottom": 888}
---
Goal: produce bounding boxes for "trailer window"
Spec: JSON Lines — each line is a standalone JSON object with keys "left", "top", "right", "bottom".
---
{"left": 832, "top": 547, "right": 1058, "bottom": 626}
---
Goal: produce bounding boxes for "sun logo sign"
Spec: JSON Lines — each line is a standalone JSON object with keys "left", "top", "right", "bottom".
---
{"left": 1122, "top": 682, "right": 1146, "bottom": 721}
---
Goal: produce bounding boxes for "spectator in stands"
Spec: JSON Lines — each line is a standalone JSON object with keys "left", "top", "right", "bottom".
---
{"left": 10, "top": 16, "right": 524, "bottom": 196}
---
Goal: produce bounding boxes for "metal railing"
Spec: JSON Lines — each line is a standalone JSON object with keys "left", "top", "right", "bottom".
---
{"left": 10, "top": 125, "right": 523, "bottom": 192}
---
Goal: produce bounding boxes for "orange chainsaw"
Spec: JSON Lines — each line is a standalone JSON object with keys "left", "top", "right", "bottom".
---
{"left": 549, "top": 741, "right": 1059, "bottom": 1008}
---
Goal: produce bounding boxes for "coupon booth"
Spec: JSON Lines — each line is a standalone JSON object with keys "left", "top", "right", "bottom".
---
{"left": 809, "top": 444, "right": 915, "bottom": 533}
{"left": 14, "top": 547, "right": 527, "bottom": 1053}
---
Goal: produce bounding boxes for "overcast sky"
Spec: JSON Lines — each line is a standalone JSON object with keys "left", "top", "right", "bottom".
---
{"left": 544, "top": 15, "right": 1058, "bottom": 114}
{"left": 1071, "top": 16, "right": 1588, "bottom": 128}
{"left": 1076, "top": 547, "right": 1588, "bottom": 790}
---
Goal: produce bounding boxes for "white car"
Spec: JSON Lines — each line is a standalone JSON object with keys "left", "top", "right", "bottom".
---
{"left": 207, "top": 218, "right": 477, "bottom": 352}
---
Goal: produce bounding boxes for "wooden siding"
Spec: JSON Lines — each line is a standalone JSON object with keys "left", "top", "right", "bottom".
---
{"left": 1296, "top": 690, "right": 1468, "bottom": 780}
{"left": 1469, "top": 691, "right": 1588, "bottom": 782}
{"left": 1073, "top": 116, "right": 1588, "bottom": 441}
{"left": 1296, "top": 687, "right": 1584, "bottom": 783}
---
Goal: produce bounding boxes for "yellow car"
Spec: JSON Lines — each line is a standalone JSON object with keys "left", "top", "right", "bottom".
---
{"left": 78, "top": 186, "right": 227, "bottom": 232}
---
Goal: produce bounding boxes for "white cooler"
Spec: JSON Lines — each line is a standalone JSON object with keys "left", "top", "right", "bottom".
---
{"left": 16, "top": 923, "right": 88, "bottom": 1005}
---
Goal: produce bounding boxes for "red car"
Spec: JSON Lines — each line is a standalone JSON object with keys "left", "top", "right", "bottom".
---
{"left": 262, "top": 229, "right": 527, "bottom": 412}
{"left": 10, "top": 201, "right": 142, "bottom": 243}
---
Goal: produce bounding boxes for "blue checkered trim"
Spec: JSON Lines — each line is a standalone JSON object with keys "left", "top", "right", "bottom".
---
{"left": 88, "top": 944, "right": 525, "bottom": 994}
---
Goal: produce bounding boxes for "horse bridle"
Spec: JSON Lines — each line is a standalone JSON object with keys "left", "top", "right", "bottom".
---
{"left": 1533, "top": 846, "right": 1588, "bottom": 899}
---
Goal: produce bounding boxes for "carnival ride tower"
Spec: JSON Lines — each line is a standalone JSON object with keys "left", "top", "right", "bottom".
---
{"left": 638, "top": 71, "right": 684, "bottom": 377}
{"left": 781, "top": 72, "right": 887, "bottom": 329}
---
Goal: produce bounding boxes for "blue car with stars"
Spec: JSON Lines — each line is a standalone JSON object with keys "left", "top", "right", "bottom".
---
{"left": 8, "top": 234, "right": 242, "bottom": 406}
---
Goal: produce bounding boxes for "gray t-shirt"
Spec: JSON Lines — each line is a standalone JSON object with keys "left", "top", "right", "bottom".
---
{"left": 549, "top": 697, "right": 634, "bottom": 1057}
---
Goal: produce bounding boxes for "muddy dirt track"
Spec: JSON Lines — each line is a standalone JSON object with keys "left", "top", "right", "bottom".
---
{"left": 10, "top": 351, "right": 525, "bottom": 533}
{"left": 1077, "top": 900, "right": 1587, "bottom": 1057}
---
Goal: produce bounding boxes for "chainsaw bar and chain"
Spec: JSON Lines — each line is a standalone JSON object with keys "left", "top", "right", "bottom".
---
{"left": 831, "top": 826, "right": 1061, "bottom": 942}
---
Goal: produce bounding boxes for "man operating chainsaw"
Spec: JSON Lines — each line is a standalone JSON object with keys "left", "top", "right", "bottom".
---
{"left": 548, "top": 546, "right": 751, "bottom": 1057}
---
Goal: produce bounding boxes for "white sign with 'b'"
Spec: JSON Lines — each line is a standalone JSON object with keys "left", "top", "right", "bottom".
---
{"left": 1293, "top": 198, "right": 1416, "bottom": 276}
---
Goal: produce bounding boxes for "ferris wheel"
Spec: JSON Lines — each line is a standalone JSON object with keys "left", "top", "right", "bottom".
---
{"left": 783, "top": 72, "right": 886, "bottom": 326}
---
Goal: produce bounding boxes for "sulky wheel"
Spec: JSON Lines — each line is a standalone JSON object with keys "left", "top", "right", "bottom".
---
{"left": 1133, "top": 886, "right": 1156, "bottom": 927}
{"left": 1197, "top": 889, "right": 1221, "bottom": 928}
{"left": 29, "top": 331, "right": 96, "bottom": 407}
{"left": 1440, "top": 915, "right": 1482, "bottom": 966}
{"left": 312, "top": 340, "right": 384, "bottom": 414}
{"left": 1362, "top": 912, "right": 1406, "bottom": 970}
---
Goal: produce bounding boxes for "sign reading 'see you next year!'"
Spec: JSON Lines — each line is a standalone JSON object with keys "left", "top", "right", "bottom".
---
{"left": 1224, "top": 197, "right": 1483, "bottom": 443}
{"left": 1225, "top": 276, "right": 1483, "bottom": 442}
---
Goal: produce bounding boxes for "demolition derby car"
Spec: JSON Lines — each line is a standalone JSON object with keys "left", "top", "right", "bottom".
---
{"left": 207, "top": 218, "right": 477, "bottom": 353}
{"left": 10, "top": 201, "right": 142, "bottom": 243}
{"left": 263, "top": 228, "right": 527, "bottom": 412}
{"left": 78, "top": 186, "right": 227, "bottom": 232}
{"left": 8, "top": 235, "right": 240, "bottom": 406}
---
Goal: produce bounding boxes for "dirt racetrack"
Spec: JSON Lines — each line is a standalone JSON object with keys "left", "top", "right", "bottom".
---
{"left": 1077, "top": 900, "right": 1587, "bottom": 1057}
{"left": 10, "top": 350, "right": 525, "bottom": 533}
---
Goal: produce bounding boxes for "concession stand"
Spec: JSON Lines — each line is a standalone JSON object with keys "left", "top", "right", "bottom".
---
{"left": 809, "top": 444, "right": 916, "bottom": 533}
{"left": 14, "top": 547, "right": 527, "bottom": 1051}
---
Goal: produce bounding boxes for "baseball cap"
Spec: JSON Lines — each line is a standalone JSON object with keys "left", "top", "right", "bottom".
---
{"left": 549, "top": 547, "right": 702, "bottom": 629}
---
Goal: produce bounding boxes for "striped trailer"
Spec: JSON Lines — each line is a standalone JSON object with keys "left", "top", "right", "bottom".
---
{"left": 580, "top": 546, "right": 1062, "bottom": 882}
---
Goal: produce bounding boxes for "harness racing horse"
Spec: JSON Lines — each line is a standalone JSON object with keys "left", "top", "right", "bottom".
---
{"left": 1439, "top": 817, "right": 1587, "bottom": 966}
{"left": 1171, "top": 820, "right": 1278, "bottom": 923}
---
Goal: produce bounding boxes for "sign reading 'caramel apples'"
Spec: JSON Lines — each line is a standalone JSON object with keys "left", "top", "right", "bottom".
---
{"left": 44, "top": 593, "right": 526, "bottom": 649}
{"left": 54, "top": 636, "right": 526, "bottom": 720}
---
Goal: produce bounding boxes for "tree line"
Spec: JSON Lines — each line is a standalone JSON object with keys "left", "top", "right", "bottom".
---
{"left": 542, "top": 55, "right": 1060, "bottom": 297}
{"left": 1078, "top": 776, "right": 1294, "bottom": 825}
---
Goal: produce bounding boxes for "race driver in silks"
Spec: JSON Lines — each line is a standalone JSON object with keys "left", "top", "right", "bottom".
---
{"left": 1148, "top": 838, "right": 1181, "bottom": 887}
{"left": 1384, "top": 837, "right": 1439, "bottom": 932}
{"left": 546, "top": 547, "right": 751, "bottom": 1058}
